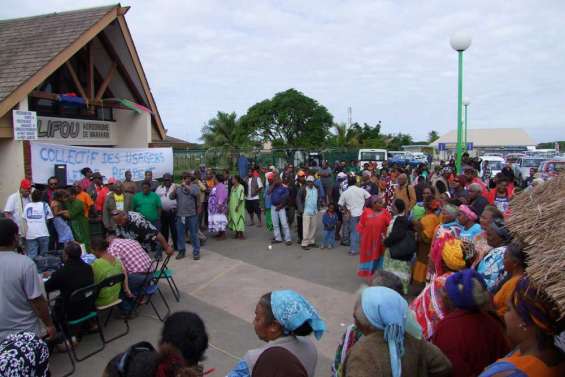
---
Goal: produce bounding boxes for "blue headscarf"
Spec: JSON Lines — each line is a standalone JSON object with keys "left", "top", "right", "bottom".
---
{"left": 445, "top": 269, "right": 487, "bottom": 311}
{"left": 361, "top": 287, "right": 408, "bottom": 377}
{"left": 271, "top": 290, "right": 326, "bottom": 340}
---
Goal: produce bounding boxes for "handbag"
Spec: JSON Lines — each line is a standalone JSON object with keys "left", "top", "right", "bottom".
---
{"left": 389, "top": 229, "right": 417, "bottom": 261}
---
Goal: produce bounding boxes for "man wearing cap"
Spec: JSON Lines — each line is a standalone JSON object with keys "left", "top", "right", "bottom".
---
{"left": 169, "top": 172, "right": 201, "bottom": 260}
{"left": 103, "top": 180, "right": 133, "bottom": 231}
{"left": 156, "top": 173, "right": 178, "bottom": 250}
{"left": 300, "top": 176, "right": 320, "bottom": 251}
{"left": 3, "top": 179, "right": 33, "bottom": 238}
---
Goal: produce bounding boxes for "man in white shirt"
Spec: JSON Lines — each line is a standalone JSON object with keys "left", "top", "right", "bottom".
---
{"left": 3, "top": 179, "right": 33, "bottom": 239}
{"left": 338, "top": 176, "right": 370, "bottom": 255}
{"left": 22, "top": 189, "right": 53, "bottom": 258}
{"left": 156, "top": 173, "right": 178, "bottom": 250}
{"left": 245, "top": 169, "right": 263, "bottom": 226}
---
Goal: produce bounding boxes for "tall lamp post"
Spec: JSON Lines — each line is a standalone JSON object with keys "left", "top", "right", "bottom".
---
{"left": 463, "top": 97, "right": 470, "bottom": 150}
{"left": 450, "top": 32, "right": 472, "bottom": 174}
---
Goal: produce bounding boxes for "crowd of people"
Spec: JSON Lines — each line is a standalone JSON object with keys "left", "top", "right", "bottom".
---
{"left": 0, "top": 157, "right": 564, "bottom": 376}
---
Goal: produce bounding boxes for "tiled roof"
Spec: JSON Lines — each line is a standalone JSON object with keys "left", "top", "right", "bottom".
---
{"left": 430, "top": 128, "right": 536, "bottom": 147}
{"left": 0, "top": 5, "right": 117, "bottom": 103}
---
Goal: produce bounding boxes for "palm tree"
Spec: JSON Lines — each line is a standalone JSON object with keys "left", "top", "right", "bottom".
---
{"left": 331, "top": 122, "right": 359, "bottom": 147}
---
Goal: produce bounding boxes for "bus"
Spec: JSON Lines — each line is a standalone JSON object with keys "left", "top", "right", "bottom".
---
{"left": 358, "top": 149, "right": 388, "bottom": 169}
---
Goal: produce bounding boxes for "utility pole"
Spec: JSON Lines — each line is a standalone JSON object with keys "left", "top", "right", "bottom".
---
{"left": 348, "top": 106, "right": 352, "bottom": 127}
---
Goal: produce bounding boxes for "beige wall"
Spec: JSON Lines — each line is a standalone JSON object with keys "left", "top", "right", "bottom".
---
{"left": 113, "top": 109, "right": 151, "bottom": 147}
{"left": 0, "top": 138, "right": 25, "bottom": 208}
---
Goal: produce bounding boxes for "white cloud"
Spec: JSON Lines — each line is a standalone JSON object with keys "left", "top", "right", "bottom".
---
{"left": 2, "top": 0, "right": 564, "bottom": 142}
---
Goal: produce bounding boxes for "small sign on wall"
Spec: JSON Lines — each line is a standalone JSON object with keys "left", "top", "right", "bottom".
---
{"left": 13, "top": 110, "right": 38, "bottom": 140}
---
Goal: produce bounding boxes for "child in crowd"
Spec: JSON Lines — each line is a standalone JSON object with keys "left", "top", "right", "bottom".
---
{"left": 322, "top": 203, "right": 338, "bottom": 249}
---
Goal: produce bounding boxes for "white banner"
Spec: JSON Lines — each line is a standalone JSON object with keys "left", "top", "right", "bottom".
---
{"left": 30, "top": 142, "right": 173, "bottom": 184}
{"left": 13, "top": 110, "right": 38, "bottom": 140}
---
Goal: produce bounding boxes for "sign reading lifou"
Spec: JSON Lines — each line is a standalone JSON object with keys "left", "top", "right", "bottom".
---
{"left": 37, "top": 116, "right": 117, "bottom": 145}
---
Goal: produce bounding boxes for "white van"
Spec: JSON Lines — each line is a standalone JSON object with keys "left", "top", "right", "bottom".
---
{"left": 358, "top": 149, "right": 388, "bottom": 168}
{"left": 479, "top": 156, "right": 505, "bottom": 179}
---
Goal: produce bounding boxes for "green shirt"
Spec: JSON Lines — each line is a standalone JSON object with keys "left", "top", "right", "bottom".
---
{"left": 133, "top": 192, "right": 161, "bottom": 222}
{"left": 92, "top": 257, "right": 122, "bottom": 307}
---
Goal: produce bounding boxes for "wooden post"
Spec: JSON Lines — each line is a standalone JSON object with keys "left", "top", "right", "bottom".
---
{"left": 95, "top": 61, "right": 117, "bottom": 101}
{"left": 87, "top": 43, "right": 94, "bottom": 112}
{"left": 65, "top": 61, "right": 88, "bottom": 105}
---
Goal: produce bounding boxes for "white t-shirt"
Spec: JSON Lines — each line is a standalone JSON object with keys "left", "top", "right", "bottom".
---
{"left": 22, "top": 202, "right": 53, "bottom": 239}
{"left": 246, "top": 177, "right": 263, "bottom": 200}
{"left": 4, "top": 192, "right": 31, "bottom": 236}
{"left": 156, "top": 184, "right": 177, "bottom": 211}
{"left": 338, "top": 186, "right": 371, "bottom": 217}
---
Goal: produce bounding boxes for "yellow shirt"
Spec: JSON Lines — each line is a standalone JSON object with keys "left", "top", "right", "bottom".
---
{"left": 493, "top": 275, "right": 521, "bottom": 318}
{"left": 114, "top": 193, "right": 125, "bottom": 211}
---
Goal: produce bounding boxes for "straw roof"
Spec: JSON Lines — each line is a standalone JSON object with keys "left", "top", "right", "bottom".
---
{"left": 507, "top": 175, "right": 565, "bottom": 317}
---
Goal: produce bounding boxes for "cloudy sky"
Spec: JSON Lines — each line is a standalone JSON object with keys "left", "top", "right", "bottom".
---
{"left": 2, "top": 0, "right": 564, "bottom": 143}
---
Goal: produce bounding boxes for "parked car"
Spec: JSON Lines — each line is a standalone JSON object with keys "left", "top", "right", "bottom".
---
{"left": 479, "top": 156, "right": 505, "bottom": 179}
{"left": 536, "top": 159, "right": 565, "bottom": 181}
{"left": 513, "top": 157, "right": 545, "bottom": 186}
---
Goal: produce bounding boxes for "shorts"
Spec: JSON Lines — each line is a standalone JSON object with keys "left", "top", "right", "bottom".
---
{"left": 245, "top": 199, "right": 260, "bottom": 214}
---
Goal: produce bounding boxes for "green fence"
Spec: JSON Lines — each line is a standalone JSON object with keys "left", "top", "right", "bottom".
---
{"left": 173, "top": 148, "right": 359, "bottom": 174}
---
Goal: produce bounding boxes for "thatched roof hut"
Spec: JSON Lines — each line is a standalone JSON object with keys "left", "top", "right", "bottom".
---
{"left": 507, "top": 175, "right": 565, "bottom": 317}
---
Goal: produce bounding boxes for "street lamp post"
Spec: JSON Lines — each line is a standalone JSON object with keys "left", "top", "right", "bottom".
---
{"left": 450, "top": 33, "right": 472, "bottom": 174}
{"left": 463, "top": 97, "right": 470, "bottom": 151}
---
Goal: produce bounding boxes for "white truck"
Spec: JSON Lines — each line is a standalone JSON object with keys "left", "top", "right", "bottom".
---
{"left": 358, "top": 149, "right": 388, "bottom": 169}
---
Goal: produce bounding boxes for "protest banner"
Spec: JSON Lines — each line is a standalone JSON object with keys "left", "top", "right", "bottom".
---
{"left": 30, "top": 142, "right": 173, "bottom": 184}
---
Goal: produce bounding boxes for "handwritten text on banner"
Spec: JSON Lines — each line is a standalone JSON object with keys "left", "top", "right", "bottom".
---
{"left": 30, "top": 142, "right": 173, "bottom": 183}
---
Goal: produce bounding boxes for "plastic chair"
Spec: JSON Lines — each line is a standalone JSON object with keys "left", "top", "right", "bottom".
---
{"left": 95, "top": 273, "right": 129, "bottom": 343}
{"left": 154, "top": 255, "right": 180, "bottom": 302}
{"left": 131, "top": 259, "right": 171, "bottom": 322}
{"left": 65, "top": 284, "right": 105, "bottom": 361}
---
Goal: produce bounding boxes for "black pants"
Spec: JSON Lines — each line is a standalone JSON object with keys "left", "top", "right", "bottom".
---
{"left": 160, "top": 209, "right": 178, "bottom": 250}
{"left": 296, "top": 214, "right": 303, "bottom": 243}
{"left": 286, "top": 206, "right": 295, "bottom": 228}
{"left": 200, "top": 201, "right": 208, "bottom": 229}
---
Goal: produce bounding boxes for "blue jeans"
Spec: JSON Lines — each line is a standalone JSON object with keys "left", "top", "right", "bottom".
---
{"left": 271, "top": 207, "right": 291, "bottom": 242}
{"left": 176, "top": 215, "right": 200, "bottom": 256}
{"left": 26, "top": 237, "right": 49, "bottom": 258}
{"left": 322, "top": 229, "right": 336, "bottom": 248}
{"left": 349, "top": 216, "right": 360, "bottom": 254}
{"left": 120, "top": 272, "right": 150, "bottom": 313}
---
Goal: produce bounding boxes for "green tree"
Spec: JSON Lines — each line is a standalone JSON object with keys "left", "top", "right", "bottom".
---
{"left": 427, "top": 130, "right": 440, "bottom": 143}
{"left": 385, "top": 133, "right": 413, "bottom": 151}
{"left": 329, "top": 122, "right": 360, "bottom": 147}
{"left": 242, "top": 89, "right": 333, "bottom": 148}
{"left": 200, "top": 111, "right": 253, "bottom": 148}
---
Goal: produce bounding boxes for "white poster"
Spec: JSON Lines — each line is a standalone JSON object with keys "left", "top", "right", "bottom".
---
{"left": 30, "top": 142, "right": 173, "bottom": 184}
{"left": 13, "top": 110, "right": 38, "bottom": 140}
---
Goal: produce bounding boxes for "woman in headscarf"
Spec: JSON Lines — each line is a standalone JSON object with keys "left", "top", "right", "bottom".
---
{"left": 228, "top": 175, "right": 246, "bottom": 239}
{"left": 493, "top": 241, "right": 527, "bottom": 318}
{"left": 208, "top": 174, "right": 228, "bottom": 240}
{"left": 343, "top": 286, "right": 452, "bottom": 377}
{"left": 332, "top": 271, "right": 423, "bottom": 377}
{"left": 357, "top": 195, "right": 391, "bottom": 281}
{"left": 456, "top": 204, "right": 482, "bottom": 242}
{"left": 412, "top": 196, "right": 441, "bottom": 286}
{"left": 226, "top": 290, "right": 325, "bottom": 377}
{"left": 410, "top": 238, "right": 476, "bottom": 339}
{"left": 476, "top": 218, "right": 513, "bottom": 293}
{"left": 431, "top": 269, "right": 510, "bottom": 377}
{"left": 479, "top": 277, "right": 565, "bottom": 377}
{"left": 472, "top": 206, "right": 504, "bottom": 267}
{"left": 0, "top": 332, "right": 50, "bottom": 377}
